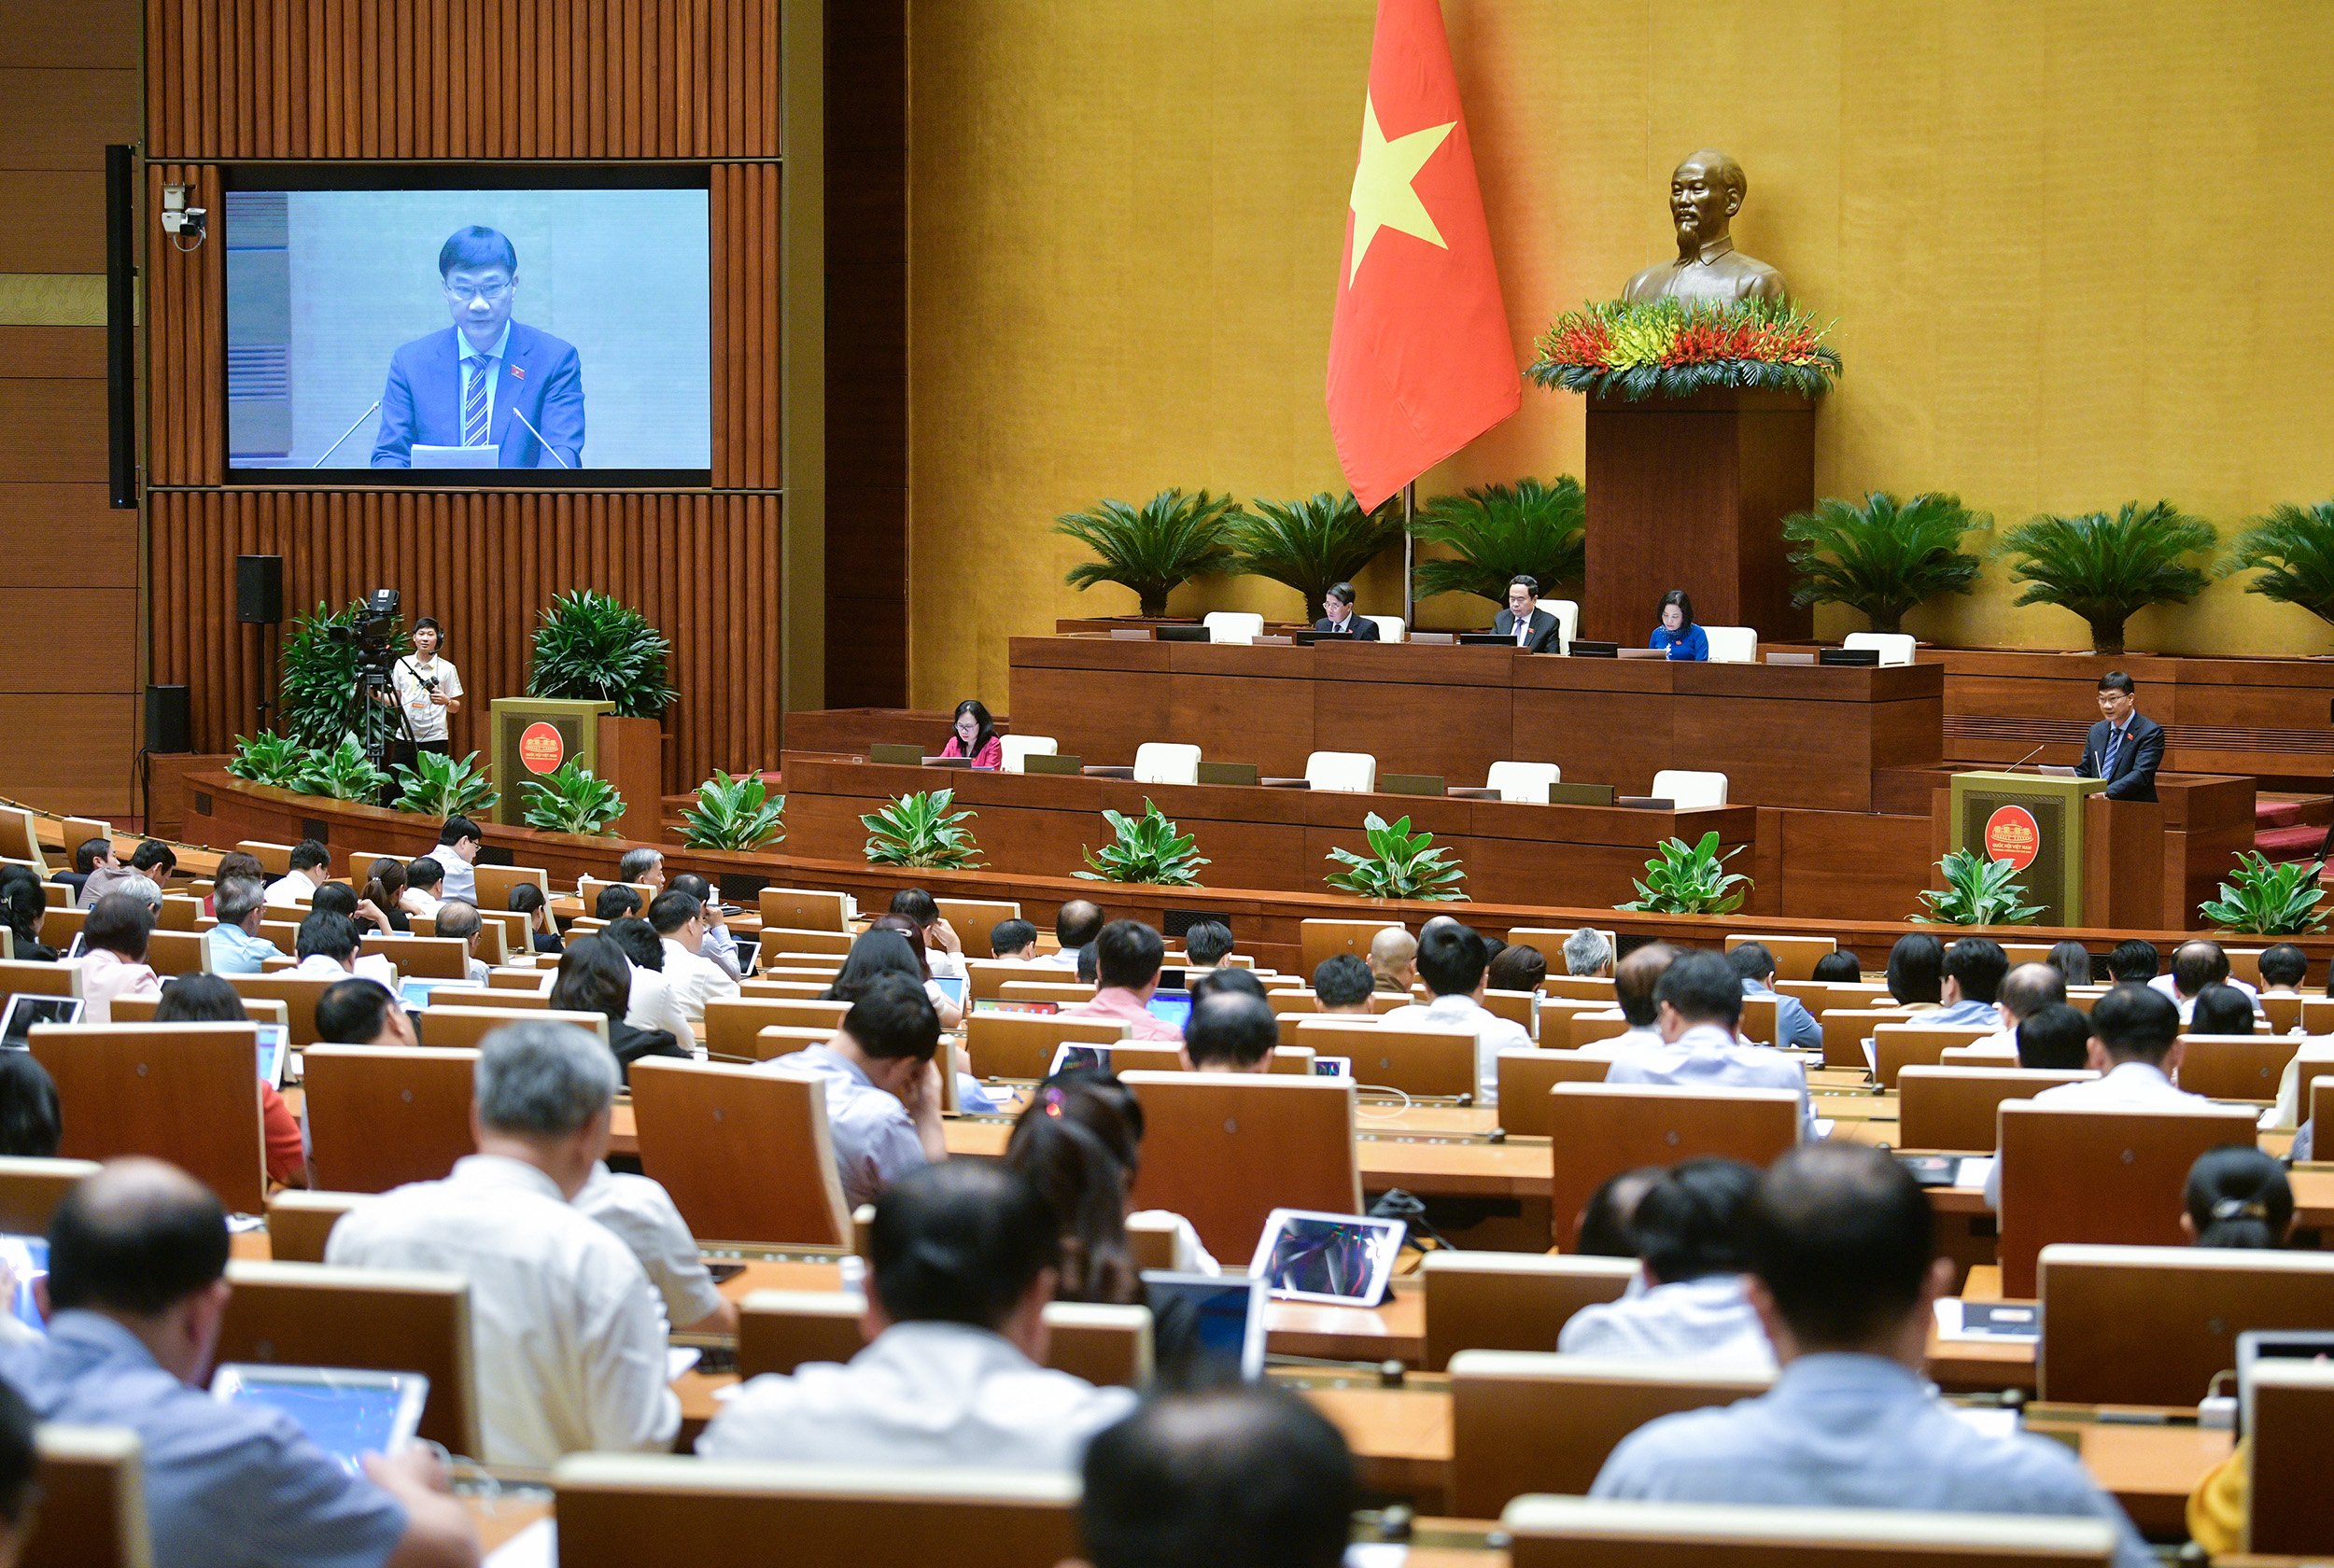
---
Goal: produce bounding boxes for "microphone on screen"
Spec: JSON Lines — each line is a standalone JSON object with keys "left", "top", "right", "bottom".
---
{"left": 507, "top": 404, "right": 573, "bottom": 470}
{"left": 310, "top": 399, "right": 384, "bottom": 468}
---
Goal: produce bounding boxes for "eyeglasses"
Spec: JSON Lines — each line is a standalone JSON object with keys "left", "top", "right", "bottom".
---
{"left": 443, "top": 281, "right": 512, "bottom": 302}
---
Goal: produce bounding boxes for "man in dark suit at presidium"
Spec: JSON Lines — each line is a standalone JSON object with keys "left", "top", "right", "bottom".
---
{"left": 2077, "top": 671, "right": 2164, "bottom": 803}
{"left": 372, "top": 225, "right": 586, "bottom": 469}
{"left": 1314, "top": 582, "right": 1380, "bottom": 638}
{"left": 1491, "top": 574, "right": 1562, "bottom": 653}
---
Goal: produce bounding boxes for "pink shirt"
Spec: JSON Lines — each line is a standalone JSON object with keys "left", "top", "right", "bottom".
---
{"left": 76, "top": 948, "right": 161, "bottom": 1023}
{"left": 1062, "top": 987, "right": 1182, "bottom": 1043}
{"left": 940, "top": 734, "right": 1004, "bottom": 770}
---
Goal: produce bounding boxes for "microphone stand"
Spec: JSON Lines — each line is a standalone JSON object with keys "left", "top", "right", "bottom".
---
{"left": 506, "top": 404, "right": 572, "bottom": 469}
{"left": 312, "top": 399, "right": 384, "bottom": 467}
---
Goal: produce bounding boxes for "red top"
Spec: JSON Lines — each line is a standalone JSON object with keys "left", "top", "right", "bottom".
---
{"left": 941, "top": 734, "right": 1004, "bottom": 770}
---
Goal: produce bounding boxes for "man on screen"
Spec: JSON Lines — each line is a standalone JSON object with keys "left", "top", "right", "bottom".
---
{"left": 371, "top": 225, "right": 585, "bottom": 469}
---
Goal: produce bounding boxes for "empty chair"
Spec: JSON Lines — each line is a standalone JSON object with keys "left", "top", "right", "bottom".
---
{"left": 2037, "top": 1243, "right": 2334, "bottom": 1407}
{"left": 1485, "top": 761, "right": 1562, "bottom": 803}
{"left": 1424, "top": 1252, "right": 1637, "bottom": 1371}
{"left": 1895, "top": 1067, "right": 2091, "bottom": 1153}
{"left": 0, "top": 1155, "right": 103, "bottom": 1234}
{"left": 1493, "top": 1050, "right": 1613, "bottom": 1136}
{"left": 758, "top": 888, "right": 852, "bottom": 931}
{"left": 2247, "top": 1357, "right": 2334, "bottom": 1555}
{"left": 1132, "top": 743, "right": 1202, "bottom": 786}
{"left": 1293, "top": 1019, "right": 1478, "bottom": 1099}
{"left": 266, "top": 1189, "right": 365, "bottom": 1263}
{"left": 1700, "top": 625, "right": 1758, "bottom": 663}
{"left": 1498, "top": 1496, "right": 2120, "bottom": 1568}
{"left": 628, "top": 1059, "right": 852, "bottom": 1246}
{"left": 963, "top": 1012, "right": 1127, "bottom": 1079}
{"left": 1650, "top": 769, "right": 1728, "bottom": 809}
{"left": 1363, "top": 615, "right": 1406, "bottom": 642}
{"left": 302, "top": 1046, "right": 478, "bottom": 1193}
{"left": 1545, "top": 599, "right": 1580, "bottom": 652}
{"left": 31, "top": 1023, "right": 266, "bottom": 1214}
{"left": 1305, "top": 750, "right": 1377, "bottom": 793}
{"left": 1119, "top": 1071, "right": 1359, "bottom": 1262}
{"left": 1843, "top": 631, "right": 1917, "bottom": 665}
{"left": 1547, "top": 1084, "right": 1800, "bottom": 1251}
{"left": 998, "top": 735, "right": 1058, "bottom": 774}
{"left": 1202, "top": 611, "right": 1264, "bottom": 645}
{"left": 22, "top": 1425, "right": 146, "bottom": 1568}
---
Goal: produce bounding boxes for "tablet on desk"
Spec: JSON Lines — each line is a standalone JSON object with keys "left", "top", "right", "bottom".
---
{"left": 211, "top": 1365, "right": 429, "bottom": 1475}
{"left": 973, "top": 999, "right": 1060, "bottom": 1016}
{"left": 0, "top": 1236, "right": 47, "bottom": 1335}
{"left": 729, "top": 937, "right": 759, "bottom": 978}
{"left": 0, "top": 995, "right": 80, "bottom": 1051}
{"left": 1246, "top": 1207, "right": 1403, "bottom": 1307}
{"left": 1047, "top": 1042, "right": 1118, "bottom": 1078}
{"left": 1146, "top": 990, "right": 1193, "bottom": 1032}
{"left": 399, "top": 978, "right": 446, "bottom": 1012}
{"left": 255, "top": 1023, "right": 289, "bottom": 1089}
{"left": 1143, "top": 1270, "right": 1268, "bottom": 1384}
{"left": 931, "top": 974, "right": 967, "bottom": 1011}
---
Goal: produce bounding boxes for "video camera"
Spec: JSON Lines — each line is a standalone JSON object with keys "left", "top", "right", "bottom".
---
{"left": 328, "top": 588, "right": 402, "bottom": 681}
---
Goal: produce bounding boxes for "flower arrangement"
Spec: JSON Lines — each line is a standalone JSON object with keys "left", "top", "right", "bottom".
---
{"left": 1528, "top": 297, "right": 1842, "bottom": 401}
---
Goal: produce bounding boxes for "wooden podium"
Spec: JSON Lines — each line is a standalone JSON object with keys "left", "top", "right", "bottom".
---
{"left": 487, "top": 697, "right": 666, "bottom": 840}
{"left": 1946, "top": 771, "right": 2109, "bottom": 927}
{"left": 1582, "top": 388, "right": 1815, "bottom": 645}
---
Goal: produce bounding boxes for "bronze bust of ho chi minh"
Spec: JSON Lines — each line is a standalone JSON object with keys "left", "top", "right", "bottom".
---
{"left": 1623, "top": 148, "right": 1787, "bottom": 306}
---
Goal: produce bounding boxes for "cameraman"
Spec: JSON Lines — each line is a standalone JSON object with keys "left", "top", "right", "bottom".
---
{"left": 388, "top": 618, "right": 464, "bottom": 765}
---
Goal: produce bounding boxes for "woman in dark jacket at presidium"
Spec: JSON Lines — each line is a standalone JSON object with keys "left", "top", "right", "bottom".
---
{"left": 1651, "top": 589, "right": 1709, "bottom": 661}
{"left": 940, "top": 699, "right": 1004, "bottom": 770}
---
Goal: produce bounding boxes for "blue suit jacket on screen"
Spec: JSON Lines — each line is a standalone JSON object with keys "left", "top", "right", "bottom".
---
{"left": 370, "top": 322, "right": 585, "bottom": 469}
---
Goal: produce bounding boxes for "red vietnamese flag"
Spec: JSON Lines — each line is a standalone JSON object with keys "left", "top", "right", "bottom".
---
{"left": 1327, "top": 0, "right": 1519, "bottom": 511}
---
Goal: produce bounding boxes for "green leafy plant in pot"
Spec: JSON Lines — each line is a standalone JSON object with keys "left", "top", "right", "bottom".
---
{"left": 1225, "top": 492, "right": 1404, "bottom": 612}
{"left": 1991, "top": 501, "right": 2217, "bottom": 655}
{"left": 1076, "top": 800, "right": 1208, "bottom": 887}
{"left": 290, "top": 737, "right": 390, "bottom": 804}
{"left": 278, "top": 599, "right": 407, "bottom": 754}
{"left": 1324, "top": 814, "right": 1467, "bottom": 902}
{"left": 2221, "top": 500, "right": 2334, "bottom": 629}
{"left": 389, "top": 749, "right": 499, "bottom": 818}
{"left": 1914, "top": 848, "right": 2044, "bottom": 926}
{"left": 2198, "top": 851, "right": 2328, "bottom": 936}
{"left": 1618, "top": 832, "right": 1750, "bottom": 916}
{"left": 862, "top": 790, "right": 985, "bottom": 870}
{"left": 681, "top": 771, "right": 786, "bottom": 852}
{"left": 1781, "top": 491, "right": 1989, "bottom": 634}
{"left": 520, "top": 763, "right": 626, "bottom": 836}
{"left": 226, "top": 732, "right": 308, "bottom": 790}
{"left": 1410, "top": 478, "right": 1586, "bottom": 606}
{"left": 526, "top": 590, "right": 678, "bottom": 718}
{"left": 1052, "top": 489, "right": 1244, "bottom": 618}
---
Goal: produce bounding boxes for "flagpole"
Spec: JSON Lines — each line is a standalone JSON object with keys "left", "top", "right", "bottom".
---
{"left": 1402, "top": 482, "right": 1416, "bottom": 630}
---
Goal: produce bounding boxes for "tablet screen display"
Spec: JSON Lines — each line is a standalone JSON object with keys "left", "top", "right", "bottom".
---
{"left": 1146, "top": 991, "right": 1193, "bottom": 1032}
{"left": 1250, "top": 1211, "right": 1402, "bottom": 1306}
{"left": 215, "top": 1368, "right": 424, "bottom": 1475}
{"left": 0, "top": 1237, "right": 46, "bottom": 1335}
{"left": 1143, "top": 1271, "right": 1265, "bottom": 1384}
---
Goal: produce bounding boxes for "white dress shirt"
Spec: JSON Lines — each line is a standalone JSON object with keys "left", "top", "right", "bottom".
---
{"left": 392, "top": 657, "right": 464, "bottom": 747}
{"left": 1375, "top": 992, "right": 1531, "bottom": 1103}
{"left": 326, "top": 1154, "right": 680, "bottom": 1468}
{"left": 696, "top": 1320, "right": 1136, "bottom": 1470}
{"left": 659, "top": 937, "right": 741, "bottom": 1023}
{"left": 263, "top": 871, "right": 317, "bottom": 908}
{"left": 421, "top": 842, "right": 474, "bottom": 904}
{"left": 399, "top": 888, "right": 443, "bottom": 922}
{"left": 1576, "top": 1023, "right": 1663, "bottom": 1060}
{"left": 926, "top": 945, "right": 967, "bottom": 981}
{"left": 1131, "top": 1209, "right": 1220, "bottom": 1275}
{"left": 1558, "top": 1274, "right": 1777, "bottom": 1370}
{"left": 1982, "top": 1060, "right": 2216, "bottom": 1209}
{"left": 573, "top": 1163, "right": 727, "bottom": 1331}
{"left": 1604, "top": 1023, "right": 1818, "bottom": 1139}
{"left": 756, "top": 1043, "right": 928, "bottom": 1209}
{"left": 626, "top": 960, "right": 696, "bottom": 1046}
{"left": 2147, "top": 971, "right": 2263, "bottom": 1024}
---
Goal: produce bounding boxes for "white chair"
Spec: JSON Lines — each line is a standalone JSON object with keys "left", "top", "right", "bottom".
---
{"left": 1546, "top": 600, "right": 1580, "bottom": 653}
{"left": 1651, "top": 769, "right": 1728, "bottom": 809}
{"left": 1133, "top": 743, "right": 1202, "bottom": 786}
{"left": 1842, "top": 631, "right": 1916, "bottom": 665}
{"left": 1306, "top": 751, "right": 1377, "bottom": 793}
{"left": 999, "top": 735, "right": 1057, "bottom": 774}
{"left": 1363, "top": 615, "right": 1406, "bottom": 643}
{"left": 1701, "top": 625, "right": 1757, "bottom": 663}
{"left": 1485, "top": 762, "right": 1561, "bottom": 803}
{"left": 1202, "top": 612, "right": 1264, "bottom": 645}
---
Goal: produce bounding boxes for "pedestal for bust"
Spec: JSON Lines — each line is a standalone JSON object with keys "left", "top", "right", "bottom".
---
{"left": 1582, "top": 387, "right": 1815, "bottom": 646}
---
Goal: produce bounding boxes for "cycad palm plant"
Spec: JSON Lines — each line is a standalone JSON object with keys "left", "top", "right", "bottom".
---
{"left": 1224, "top": 491, "right": 1404, "bottom": 609}
{"left": 2222, "top": 501, "right": 2334, "bottom": 627}
{"left": 1410, "top": 478, "right": 1586, "bottom": 604}
{"left": 1782, "top": 491, "right": 1989, "bottom": 633}
{"left": 1052, "top": 489, "right": 1244, "bottom": 617}
{"left": 1991, "top": 501, "right": 2218, "bottom": 655}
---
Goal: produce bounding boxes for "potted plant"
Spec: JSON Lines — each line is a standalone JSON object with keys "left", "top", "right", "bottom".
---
{"left": 278, "top": 598, "right": 407, "bottom": 755}
{"left": 526, "top": 590, "right": 677, "bottom": 837}
{"left": 1076, "top": 801, "right": 1208, "bottom": 887}
{"left": 2198, "top": 851, "right": 2328, "bottom": 936}
{"left": 1410, "top": 478, "right": 1586, "bottom": 607}
{"left": 1617, "top": 832, "right": 1750, "bottom": 916}
{"left": 1991, "top": 501, "right": 2218, "bottom": 654}
{"left": 389, "top": 749, "right": 499, "bottom": 818}
{"left": 862, "top": 790, "right": 985, "bottom": 870}
{"left": 1781, "top": 491, "right": 1989, "bottom": 634}
{"left": 1324, "top": 814, "right": 1467, "bottom": 901}
{"left": 289, "top": 737, "right": 390, "bottom": 805}
{"left": 680, "top": 771, "right": 787, "bottom": 852}
{"left": 226, "top": 732, "right": 308, "bottom": 790}
{"left": 1225, "top": 492, "right": 1403, "bottom": 613}
{"left": 1914, "top": 848, "right": 2044, "bottom": 926}
{"left": 519, "top": 763, "right": 627, "bottom": 836}
{"left": 1052, "top": 489, "right": 1244, "bottom": 618}
{"left": 2222, "top": 500, "right": 2334, "bottom": 628}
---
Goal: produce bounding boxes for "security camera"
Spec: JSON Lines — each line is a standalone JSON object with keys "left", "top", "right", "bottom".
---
{"left": 161, "top": 205, "right": 206, "bottom": 239}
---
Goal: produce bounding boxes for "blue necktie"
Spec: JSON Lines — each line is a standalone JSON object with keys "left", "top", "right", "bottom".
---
{"left": 462, "top": 354, "right": 490, "bottom": 447}
{"left": 2102, "top": 723, "right": 2124, "bottom": 777}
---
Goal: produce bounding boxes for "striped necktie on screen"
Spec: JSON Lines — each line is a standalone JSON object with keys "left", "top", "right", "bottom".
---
{"left": 462, "top": 355, "right": 490, "bottom": 447}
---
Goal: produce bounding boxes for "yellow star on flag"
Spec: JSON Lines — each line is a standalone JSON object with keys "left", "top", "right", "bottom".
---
{"left": 1346, "top": 91, "right": 1456, "bottom": 286}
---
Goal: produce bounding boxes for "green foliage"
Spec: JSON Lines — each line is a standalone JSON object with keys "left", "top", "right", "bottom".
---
{"left": 2199, "top": 851, "right": 2329, "bottom": 936}
{"left": 388, "top": 749, "right": 499, "bottom": 818}
{"left": 1782, "top": 491, "right": 1990, "bottom": 633}
{"left": 1224, "top": 492, "right": 1404, "bottom": 609}
{"left": 519, "top": 762, "right": 627, "bottom": 836}
{"left": 2223, "top": 501, "right": 2334, "bottom": 628}
{"left": 526, "top": 590, "right": 678, "bottom": 719}
{"left": 1914, "top": 848, "right": 2045, "bottom": 926}
{"left": 1052, "top": 489, "right": 1244, "bottom": 617}
{"left": 1618, "top": 831, "right": 1750, "bottom": 916}
{"left": 1991, "top": 501, "right": 2219, "bottom": 654}
{"left": 226, "top": 732, "right": 308, "bottom": 789}
{"left": 1410, "top": 478, "right": 1587, "bottom": 604}
{"left": 279, "top": 599, "right": 405, "bottom": 753}
{"left": 1076, "top": 800, "right": 1209, "bottom": 887}
{"left": 1324, "top": 813, "right": 1468, "bottom": 902}
{"left": 289, "top": 736, "right": 390, "bottom": 804}
{"left": 680, "top": 771, "right": 787, "bottom": 852}
{"left": 862, "top": 790, "right": 985, "bottom": 870}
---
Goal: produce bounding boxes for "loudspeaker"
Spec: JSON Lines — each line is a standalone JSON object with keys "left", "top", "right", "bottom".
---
{"left": 235, "top": 555, "right": 284, "bottom": 625}
{"left": 145, "top": 685, "right": 190, "bottom": 753}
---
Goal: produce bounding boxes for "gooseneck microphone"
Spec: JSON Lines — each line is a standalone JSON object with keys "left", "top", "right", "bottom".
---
{"left": 507, "top": 404, "right": 573, "bottom": 469}
{"left": 311, "top": 399, "right": 384, "bottom": 468}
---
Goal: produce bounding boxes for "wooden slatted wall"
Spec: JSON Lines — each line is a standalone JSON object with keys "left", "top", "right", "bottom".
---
{"left": 144, "top": 0, "right": 791, "bottom": 791}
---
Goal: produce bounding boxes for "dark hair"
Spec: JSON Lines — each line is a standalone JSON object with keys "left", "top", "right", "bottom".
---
{"left": 1614, "top": 943, "right": 1677, "bottom": 1028}
{"left": 2046, "top": 942, "right": 2094, "bottom": 986}
{"left": 214, "top": 851, "right": 266, "bottom": 886}
{"left": 1184, "top": 992, "right": 1278, "bottom": 1070}
{"left": 413, "top": 617, "right": 443, "bottom": 638}
{"left": 593, "top": 884, "right": 640, "bottom": 921}
{"left": 1658, "top": 588, "right": 1695, "bottom": 629}
{"left": 825, "top": 928, "right": 928, "bottom": 1001}
{"left": 315, "top": 978, "right": 399, "bottom": 1044}
{"left": 1414, "top": 922, "right": 1487, "bottom": 998}
{"left": 130, "top": 841, "right": 176, "bottom": 877}
{"left": 1576, "top": 1167, "right": 1665, "bottom": 1257}
{"left": 1188, "top": 968, "right": 1264, "bottom": 1004}
{"left": 2097, "top": 670, "right": 2136, "bottom": 696}
{"left": 1096, "top": 920, "right": 1166, "bottom": 991}
{"left": 668, "top": 872, "right": 715, "bottom": 904}
{"left": 404, "top": 855, "right": 444, "bottom": 892}
{"left": 73, "top": 837, "right": 111, "bottom": 875}
{"left": 1486, "top": 943, "right": 1547, "bottom": 993}
{"left": 550, "top": 934, "right": 634, "bottom": 1022}
{"left": 2185, "top": 1145, "right": 2293, "bottom": 1250}
{"left": 868, "top": 1161, "right": 1060, "bottom": 1330}
{"left": 888, "top": 889, "right": 941, "bottom": 929}
{"left": 508, "top": 882, "right": 548, "bottom": 919}
{"left": 439, "top": 224, "right": 517, "bottom": 277}
{"left": 2172, "top": 940, "right": 2230, "bottom": 999}
{"left": 1885, "top": 933, "right": 1944, "bottom": 1004}
{"left": 311, "top": 881, "right": 359, "bottom": 920}
{"left": 1182, "top": 921, "right": 1234, "bottom": 967}
{"left": 1745, "top": 1143, "right": 1934, "bottom": 1350}
{"left": 288, "top": 839, "right": 330, "bottom": 874}
{"left": 648, "top": 890, "right": 702, "bottom": 936}
{"left": 0, "top": 1053, "right": 62, "bottom": 1157}
{"left": 1006, "top": 1081, "right": 1138, "bottom": 1305}
{"left": 2015, "top": 1003, "right": 2092, "bottom": 1071}
{"left": 1057, "top": 900, "right": 1106, "bottom": 949}
{"left": 1997, "top": 962, "right": 2066, "bottom": 1023}
{"left": 1324, "top": 581, "right": 1357, "bottom": 608}
{"left": 1313, "top": 954, "right": 1374, "bottom": 1009}
{"left": 438, "top": 816, "right": 481, "bottom": 847}
{"left": 1508, "top": 575, "right": 1540, "bottom": 596}
{"left": 991, "top": 918, "right": 1038, "bottom": 958}
{"left": 843, "top": 973, "right": 941, "bottom": 1062}
{"left": 2106, "top": 938, "right": 2159, "bottom": 983}
{"left": 1080, "top": 1387, "right": 1356, "bottom": 1568}
{"left": 1727, "top": 942, "right": 1777, "bottom": 983}
{"left": 603, "top": 917, "right": 663, "bottom": 971}
{"left": 2259, "top": 943, "right": 2309, "bottom": 989}
{"left": 1629, "top": 1158, "right": 1759, "bottom": 1285}
{"left": 0, "top": 872, "right": 48, "bottom": 959}
{"left": 1942, "top": 937, "right": 2008, "bottom": 1004}
{"left": 48, "top": 1160, "right": 231, "bottom": 1316}
{"left": 2190, "top": 983, "right": 2255, "bottom": 1037}
{"left": 83, "top": 892, "right": 155, "bottom": 962}
{"left": 1809, "top": 950, "right": 1863, "bottom": 983}
{"left": 1076, "top": 944, "right": 1101, "bottom": 985}
{"left": 949, "top": 701, "right": 998, "bottom": 760}
{"left": 2088, "top": 983, "right": 2181, "bottom": 1064}
{"left": 363, "top": 856, "right": 408, "bottom": 914}
{"left": 295, "top": 911, "right": 359, "bottom": 964}
{"left": 1654, "top": 949, "right": 1743, "bottom": 1029}
{"left": 153, "top": 973, "right": 247, "bottom": 1025}
{"left": 0, "top": 1373, "right": 35, "bottom": 1528}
